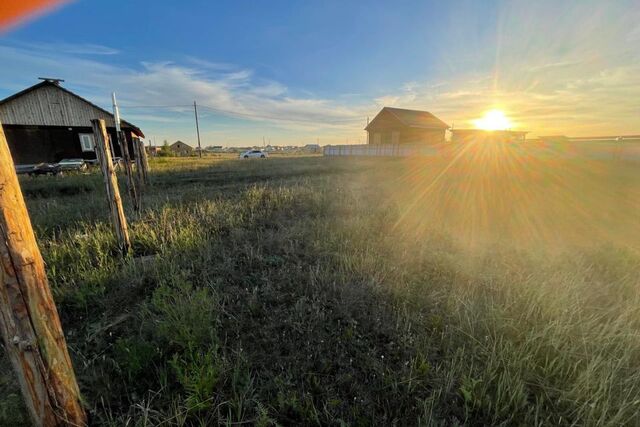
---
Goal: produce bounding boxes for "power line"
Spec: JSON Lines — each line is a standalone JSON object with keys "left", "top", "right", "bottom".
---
{"left": 197, "top": 104, "right": 360, "bottom": 124}
{"left": 118, "top": 102, "right": 362, "bottom": 125}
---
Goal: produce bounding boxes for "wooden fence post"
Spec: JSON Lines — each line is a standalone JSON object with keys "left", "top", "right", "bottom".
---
{"left": 138, "top": 138, "right": 150, "bottom": 185}
{"left": 116, "top": 131, "right": 140, "bottom": 212}
{"left": 132, "top": 138, "right": 144, "bottom": 195}
{"left": 0, "top": 122, "right": 87, "bottom": 426}
{"left": 132, "top": 138, "right": 148, "bottom": 189}
{"left": 92, "top": 120, "right": 131, "bottom": 255}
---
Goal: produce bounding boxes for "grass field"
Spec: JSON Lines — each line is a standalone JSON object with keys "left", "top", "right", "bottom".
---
{"left": 1, "top": 148, "right": 640, "bottom": 426}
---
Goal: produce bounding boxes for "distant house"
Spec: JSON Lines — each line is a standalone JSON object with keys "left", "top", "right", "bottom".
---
{"left": 450, "top": 129, "right": 528, "bottom": 143}
{"left": 146, "top": 146, "right": 162, "bottom": 156}
{"left": 169, "top": 140, "right": 194, "bottom": 156}
{"left": 304, "top": 143, "right": 321, "bottom": 153}
{"left": 0, "top": 79, "right": 144, "bottom": 165}
{"left": 366, "top": 107, "right": 449, "bottom": 145}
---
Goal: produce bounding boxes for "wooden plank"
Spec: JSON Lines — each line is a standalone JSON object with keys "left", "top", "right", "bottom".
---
{"left": 0, "top": 121, "right": 87, "bottom": 426}
{"left": 92, "top": 119, "right": 131, "bottom": 254}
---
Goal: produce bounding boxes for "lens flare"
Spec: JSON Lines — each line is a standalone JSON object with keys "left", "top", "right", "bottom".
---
{"left": 473, "top": 110, "right": 512, "bottom": 131}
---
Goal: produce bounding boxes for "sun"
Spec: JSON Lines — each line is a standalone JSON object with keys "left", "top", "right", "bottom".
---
{"left": 473, "top": 110, "right": 512, "bottom": 131}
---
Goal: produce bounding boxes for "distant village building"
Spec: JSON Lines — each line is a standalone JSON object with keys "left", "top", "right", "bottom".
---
{"left": 366, "top": 107, "right": 449, "bottom": 145}
{"left": 146, "top": 146, "right": 162, "bottom": 156}
{"left": 304, "top": 143, "right": 321, "bottom": 153}
{"left": 169, "top": 140, "right": 194, "bottom": 156}
{"left": 0, "top": 79, "right": 144, "bottom": 165}
{"left": 450, "top": 129, "right": 528, "bottom": 143}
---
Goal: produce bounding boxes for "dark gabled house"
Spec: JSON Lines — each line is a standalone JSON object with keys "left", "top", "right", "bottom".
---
{"left": 169, "top": 140, "right": 194, "bottom": 156}
{"left": 0, "top": 79, "right": 144, "bottom": 165}
{"left": 365, "top": 107, "right": 449, "bottom": 145}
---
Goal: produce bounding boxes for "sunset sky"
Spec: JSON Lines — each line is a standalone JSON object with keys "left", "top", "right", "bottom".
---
{"left": 0, "top": 0, "right": 638, "bottom": 146}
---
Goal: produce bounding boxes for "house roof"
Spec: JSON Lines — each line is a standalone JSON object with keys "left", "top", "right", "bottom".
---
{"left": 0, "top": 80, "right": 145, "bottom": 137}
{"left": 170, "top": 140, "right": 193, "bottom": 149}
{"left": 366, "top": 107, "right": 449, "bottom": 130}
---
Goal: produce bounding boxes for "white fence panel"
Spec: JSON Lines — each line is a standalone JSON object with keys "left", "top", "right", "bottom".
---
{"left": 323, "top": 141, "right": 640, "bottom": 161}
{"left": 324, "top": 144, "right": 438, "bottom": 157}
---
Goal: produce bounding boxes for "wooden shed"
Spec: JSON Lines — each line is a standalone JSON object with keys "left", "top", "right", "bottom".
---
{"left": 0, "top": 79, "right": 144, "bottom": 165}
{"left": 366, "top": 107, "right": 449, "bottom": 145}
{"left": 169, "top": 141, "right": 194, "bottom": 156}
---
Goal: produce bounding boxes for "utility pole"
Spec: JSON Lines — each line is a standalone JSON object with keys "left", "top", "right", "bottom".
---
{"left": 194, "top": 101, "right": 202, "bottom": 157}
{"left": 0, "top": 121, "right": 86, "bottom": 426}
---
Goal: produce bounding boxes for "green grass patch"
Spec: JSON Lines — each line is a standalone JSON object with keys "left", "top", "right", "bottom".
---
{"left": 2, "top": 153, "right": 639, "bottom": 426}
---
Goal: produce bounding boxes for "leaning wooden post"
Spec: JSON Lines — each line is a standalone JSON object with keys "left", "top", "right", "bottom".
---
{"left": 111, "top": 93, "right": 140, "bottom": 212}
{"left": 132, "top": 137, "right": 145, "bottom": 191}
{"left": 117, "top": 130, "right": 140, "bottom": 212}
{"left": 138, "top": 138, "right": 150, "bottom": 185}
{"left": 0, "top": 122, "right": 87, "bottom": 426}
{"left": 92, "top": 119, "right": 131, "bottom": 255}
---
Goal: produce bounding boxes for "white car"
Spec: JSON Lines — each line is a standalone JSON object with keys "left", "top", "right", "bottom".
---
{"left": 240, "top": 149, "right": 268, "bottom": 159}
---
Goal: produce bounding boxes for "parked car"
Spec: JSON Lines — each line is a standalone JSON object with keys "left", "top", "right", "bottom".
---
{"left": 57, "top": 158, "right": 87, "bottom": 171}
{"left": 240, "top": 149, "right": 268, "bottom": 159}
{"left": 30, "top": 163, "right": 61, "bottom": 176}
{"left": 15, "top": 164, "right": 36, "bottom": 175}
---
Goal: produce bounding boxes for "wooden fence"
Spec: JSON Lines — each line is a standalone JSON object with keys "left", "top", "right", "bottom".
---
{"left": 324, "top": 144, "right": 438, "bottom": 157}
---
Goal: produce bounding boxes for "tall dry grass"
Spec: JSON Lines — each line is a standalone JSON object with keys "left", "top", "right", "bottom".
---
{"left": 1, "top": 149, "right": 638, "bottom": 425}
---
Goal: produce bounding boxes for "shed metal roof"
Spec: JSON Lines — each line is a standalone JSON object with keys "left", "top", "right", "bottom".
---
{"left": 366, "top": 107, "right": 450, "bottom": 130}
{"left": 0, "top": 81, "right": 144, "bottom": 137}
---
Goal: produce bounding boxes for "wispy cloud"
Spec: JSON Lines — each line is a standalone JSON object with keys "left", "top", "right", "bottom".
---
{"left": 371, "top": 0, "right": 640, "bottom": 136}
{"left": 13, "top": 41, "right": 120, "bottom": 55}
{"left": 0, "top": 42, "right": 363, "bottom": 127}
{"left": 0, "top": 41, "right": 369, "bottom": 145}
{"left": 1, "top": 0, "right": 639, "bottom": 146}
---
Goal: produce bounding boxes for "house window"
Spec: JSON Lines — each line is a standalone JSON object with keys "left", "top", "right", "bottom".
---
{"left": 79, "top": 133, "right": 95, "bottom": 152}
{"left": 373, "top": 133, "right": 381, "bottom": 144}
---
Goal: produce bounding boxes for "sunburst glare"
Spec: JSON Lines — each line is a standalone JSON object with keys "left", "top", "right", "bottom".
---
{"left": 473, "top": 110, "right": 513, "bottom": 131}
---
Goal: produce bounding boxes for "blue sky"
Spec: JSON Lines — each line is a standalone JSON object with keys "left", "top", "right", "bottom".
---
{"left": 1, "top": 0, "right": 639, "bottom": 146}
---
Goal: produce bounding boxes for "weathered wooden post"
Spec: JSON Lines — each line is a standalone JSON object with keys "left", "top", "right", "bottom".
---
{"left": 132, "top": 137, "right": 148, "bottom": 190}
{"left": 92, "top": 119, "right": 131, "bottom": 255}
{"left": 0, "top": 122, "right": 87, "bottom": 426}
{"left": 117, "top": 131, "right": 140, "bottom": 211}
{"left": 111, "top": 93, "right": 140, "bottom": 212}
{"left": 138, "top": 138, "right": 150, "bottom": 185}
{"left": 132, "top": 137, "right": 143, "bottom": 193}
